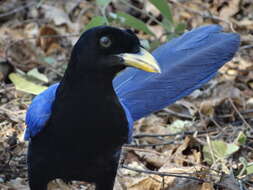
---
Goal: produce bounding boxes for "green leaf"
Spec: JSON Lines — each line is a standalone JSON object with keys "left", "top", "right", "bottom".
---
{"left": 166, "top": 33, "right": 178, "bottom": 41}
{"left": 203, "top": 140, "right": 239, "bottom": 164}
{"left": 234, "top": 131, "right": 247, "bottom": 145}
{"left": 175, "top": 22, "right": 186, "bottom": 34}
{"left": 246, "top": 163, "right": 253, "bottom": 175}
{"left": 162, "top": 19, "right": 173, "bottom": 32}
{"left": 226, "top": 143, "right": 239, "bottom": 156}
{"left": 239, "top": 157, "right": 253, "bottom": 176}
{"left": 85, "top": 16, "right": 107, "bottom": 31}
{"left": 149, "top": 0, "right": 173, "bottom": 23}
{"left": 9, "top": 73, "right": 47, "bottom": 95}
{"left": 27, "top": 68, "right": 49, "bottom": 83}
{"left": 110, "top": 12, "right": 155, "bottom": 36}
{"left": 96, "top": 0, "right": 111, "bottom": 8}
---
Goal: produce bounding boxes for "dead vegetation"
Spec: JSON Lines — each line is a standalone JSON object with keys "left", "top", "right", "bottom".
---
{"left": 0, "top": 0, "right": 252, "bottom": 189}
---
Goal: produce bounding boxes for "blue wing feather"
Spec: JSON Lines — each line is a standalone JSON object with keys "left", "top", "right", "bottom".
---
{"left": 24, "top": 25, "right": 240, "bottom": 140}
{"left": 24, "top": 83, "right": 59, "bottom": 140}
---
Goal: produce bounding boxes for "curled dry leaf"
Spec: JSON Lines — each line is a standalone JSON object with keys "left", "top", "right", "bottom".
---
{"left": 37, "top": 26, "right": 62, "bottom": 55}
{"left": 127, "top": 166, "right": 203, "bottom": 190}
{"left": 170, "top": 136, "right": 202, "bottom": 166}
{"left": 134, "top": 149, "right": 171, "bottom": 168}
{"left": 200, "top": 100, "right": 215, "bottom": 117}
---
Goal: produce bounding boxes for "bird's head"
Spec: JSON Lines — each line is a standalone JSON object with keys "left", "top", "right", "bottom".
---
{"left": 69, "top": 26, "right": 161, "bottom": 76}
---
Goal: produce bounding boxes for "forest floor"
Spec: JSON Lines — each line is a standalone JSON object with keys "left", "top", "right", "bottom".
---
{"left": 0, "top": 0, "right": 252, "bottom": 189}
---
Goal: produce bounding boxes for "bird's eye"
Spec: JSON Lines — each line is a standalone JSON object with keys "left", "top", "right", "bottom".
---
{"left": 99, "top": 36, "right": 112, "bottom": 48}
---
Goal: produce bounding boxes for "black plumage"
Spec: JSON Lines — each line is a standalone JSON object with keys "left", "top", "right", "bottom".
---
{"left": 27, "top": 26, "right": 155, "bottom": 190}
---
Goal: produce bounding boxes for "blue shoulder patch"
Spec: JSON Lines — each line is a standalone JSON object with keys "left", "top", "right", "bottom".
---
{"left": 24, "top": 83, "right": 59, "bottom": 140}
{"left": 24, "top": 83, "right": 134, "bottom": 141}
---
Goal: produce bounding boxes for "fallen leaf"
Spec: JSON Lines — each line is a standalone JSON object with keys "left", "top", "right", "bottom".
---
{"left": 200, "top": 183, "right": 214, "bottom": 190}
{"left": 27, "top": 68, "right": 49, "bottom": 83}
{"left": 219, "top": 0, "right": 240, "bottom": 20}
{"left": 9, "top": 73, "right": 47, "bottom": 95}
{"left": 203, "top": 140, "right": 240, "bottom": 165}
{"left": 42, "top": 5, "right": 72, "bottom": 26}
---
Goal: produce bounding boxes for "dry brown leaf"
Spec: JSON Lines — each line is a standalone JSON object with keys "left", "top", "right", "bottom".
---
{"left": 200, "top": 183, "right": 214, "bottom": 190}
{"left": 200, "top": 100, "right": 215, "bottom": 117}
{"left": 7, "top": 41, "right": 43, "bottom": 71}
{"left": 24, "top": 23, "right": 39, "bottom": 38}
{"left": 134, "top": 150, "right": 169, "bottom": 168}
{"left": 171, "top": 136, "right": 201, "bottom": 166}
{"left": 42, "top": 4, "right": 72, "bottom": 26}
{"left": 0, "top": 26, "right": 24, "bottom": 41}
{"left": 46, "top": 43, "right": 62, "bottom": 55}
{"left": 37, "top": 25, "right": 60, "bottom": 54}
{"left": 127, "top": 166, "right": 203, "bottom": 190}
{"left": 128, "top": 177, "right": 161, "bottom": 190}
{"left": 237, "top": 19, "right": 253, "bottom": 30}
{"left": 48, "top": 180, "right": 71, "bottom": 190}
{"left": 218, "top": 0, "right": 240, "bottom": 20}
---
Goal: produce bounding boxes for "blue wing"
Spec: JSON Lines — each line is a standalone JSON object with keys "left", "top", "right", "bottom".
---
{"left": 24, "top": 82, "right": 134, "bottom": 141}
{"left": 24, "top": 25, "right": 240, "bottom": 140}
{"left": 113, "top": 25, "right": 240, "bottom": 121}
{"left": 24, "top": 83, "right": 59, "bottom": 140}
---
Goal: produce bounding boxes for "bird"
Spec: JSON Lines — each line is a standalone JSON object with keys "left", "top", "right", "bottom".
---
{"left": 26, "top": 26, "right": 161, "bottom": 190}
{"left": 25, "top": 25, "right": 240, "bottom": 190}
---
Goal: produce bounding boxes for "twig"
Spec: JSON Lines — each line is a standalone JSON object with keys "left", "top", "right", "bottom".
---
{"left": 0, "top": 107, "right": 24, "bottom": 122}
{"left": 122, "top": 147, "right": 162, "bottom": 155}
{"left": 0, "top": 2, "right": 36, "bottom": 19}
{"left": 209, "top": 117, "right": 228, "bottom": 138}
{"left": 124, "top": 140, "right": 179, "bottom": 148}
{"left": 228, "top": 98, "right": 252, "bottom": 129}
{"left": 121, "top": 165, "right": 204, "bottom": 182}
{"left": 162, "top": 176, "right": 165, "bottom": 190}
{"left": 240, "top": 44, "right": 253, "bottom": 50}
{"left": 242, "top": 145, "right": 253, "bottom": 152}
{"left": 238, "top": 180, "right": 247, "bottom": 190}
{"left": 206, "top": 135, "right": 217, "bottom": 166}
{"left": 0, "top": 86, "right": 15, "bottom": 93}
{"left": 163, "top": 108, "right": 193, "bottom": 120}
{"left": 242, "top": 179, "right": 253, "bottom": 188}
{"left": 133, "top": 132, "right": 184, "bottom": 138}
{"left": 133, "top": 128, "right": 218, "bottom": 138}
{"left": 241, "top": 109, "right": 253, "bottom": 114}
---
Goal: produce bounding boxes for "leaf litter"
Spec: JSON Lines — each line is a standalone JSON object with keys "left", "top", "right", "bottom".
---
{"left": 0, "top": 0, "right": 252, "bottom": 189}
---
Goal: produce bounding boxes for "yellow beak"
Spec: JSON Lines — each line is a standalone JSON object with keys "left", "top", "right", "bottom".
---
{"left": 118, "top": 48, "right": 161, "bottom": 73}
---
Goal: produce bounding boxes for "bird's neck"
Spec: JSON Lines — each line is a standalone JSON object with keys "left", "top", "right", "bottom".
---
{"left": 48, "top": 69, "right": 129, "bottom": 150}
{"left": 58, "top": 70, "right": 117, "bottom": 97}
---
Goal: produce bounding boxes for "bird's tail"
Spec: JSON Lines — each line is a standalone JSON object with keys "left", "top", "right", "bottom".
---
{"left": 113, "top": 25, "right": 240, "bottom": 121}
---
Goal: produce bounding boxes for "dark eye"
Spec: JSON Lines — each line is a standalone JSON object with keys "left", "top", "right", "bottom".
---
{"left": 99, "top": 36, "right": 112, "bottom": 48}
